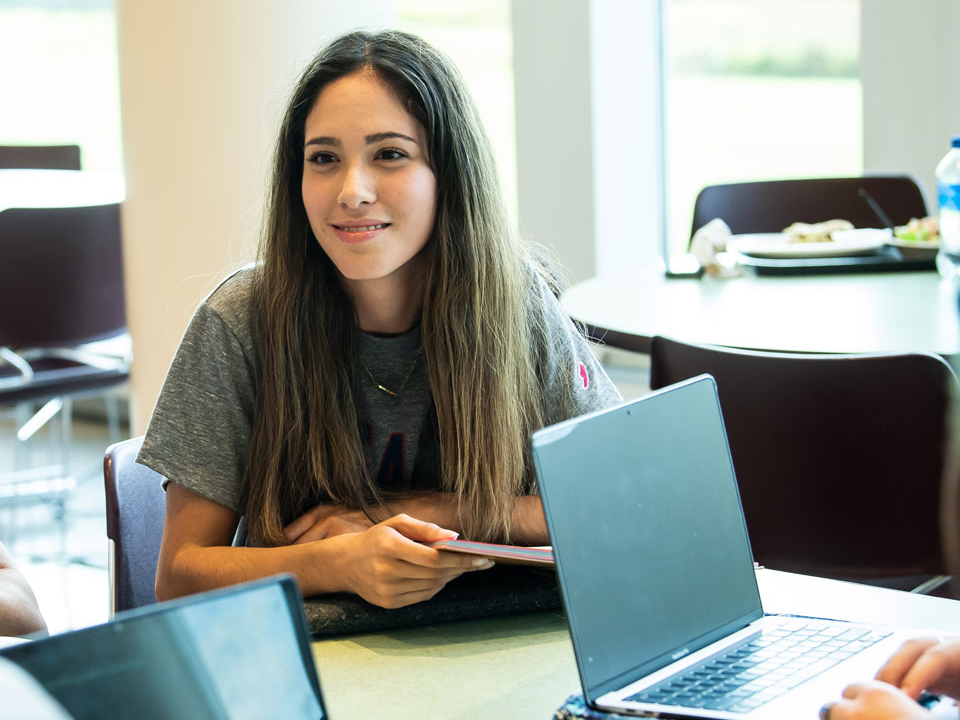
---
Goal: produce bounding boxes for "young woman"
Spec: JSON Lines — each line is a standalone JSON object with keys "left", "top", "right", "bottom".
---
{"left": 140, "top": 29, "right": 621, "bottom": 610}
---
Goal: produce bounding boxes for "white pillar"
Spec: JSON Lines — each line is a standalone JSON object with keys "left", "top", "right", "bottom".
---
{"left": 512, "top": 0, "right": 663, "bottom": 282}
{"left": 861, "top": 0, "right": 960, "bottom": 203}
{"left": 115, "top": 1, "right": 392, "bottom": 432}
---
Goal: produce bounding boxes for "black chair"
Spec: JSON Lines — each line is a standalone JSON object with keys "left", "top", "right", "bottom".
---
{"left": 649, "top": 335, "right": 955, "bottom": 593}
{"left": 690, "top": 175, "right": 929, "bottom": 238}
{"left": 0, "top": 144, "right": 81, "bottom": 170}
{"left": 0, "top": 202, "right": 130, "bottom": 526}
{"left": 104, "top": 437, "right": 166, "bottom": 614}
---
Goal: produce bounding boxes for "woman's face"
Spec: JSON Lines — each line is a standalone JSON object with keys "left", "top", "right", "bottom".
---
{"left": 301, "top": 70, "right": 437, "bottom": 289}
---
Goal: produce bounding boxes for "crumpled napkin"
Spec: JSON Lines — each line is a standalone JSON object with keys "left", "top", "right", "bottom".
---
{"left": 689, "top": 218, "right": 742, "bottom": 277}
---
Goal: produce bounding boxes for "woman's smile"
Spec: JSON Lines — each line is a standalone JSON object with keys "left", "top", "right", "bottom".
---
{"left": 331, "top": 220, "right": 392, "bottom": 243}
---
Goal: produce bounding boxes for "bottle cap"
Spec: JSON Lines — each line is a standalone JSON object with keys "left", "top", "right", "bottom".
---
{"left": 952, "top": 135, "right": 960, "bottom": 148}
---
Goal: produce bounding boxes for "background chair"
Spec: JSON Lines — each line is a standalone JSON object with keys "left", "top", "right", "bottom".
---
{"left": 0, "top": 144, "right": 81, "bottom": 170}
{"left": 689, "top": 175, "right": 929, "bottom": 238}
{"left": 649, "top": 335, "right": 955, "bottom": 593}
{"left": 0, "top": 202, "right": 130, "bottom": 539}
{"left": 104, "top": 436, "right": 166, "bottom": 614}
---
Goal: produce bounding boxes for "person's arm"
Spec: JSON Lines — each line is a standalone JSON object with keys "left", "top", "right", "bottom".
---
{"left": 156, "top": 483, "right": 494, "bottom": 609}
{"left": 285, "top": 492, "right": 550, "bottom": 546}
{"left": 0, "top": 542, "right": 46, "bottom": 637}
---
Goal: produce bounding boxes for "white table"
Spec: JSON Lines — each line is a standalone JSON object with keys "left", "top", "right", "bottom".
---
{"left": 562, "top": 264, "right": 960, "bottom": 357}
{"left": 0, "top": 169, "right": 125, "bottom": 211}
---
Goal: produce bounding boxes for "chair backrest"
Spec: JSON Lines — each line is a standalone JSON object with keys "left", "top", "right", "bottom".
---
{"left": 690, "top": 175, "right": 929, "bottom": 239}
{"left": 103, "top": 437, "right": 166, "bottom": 614}
{"left": 649, "top": 335, "right": 956, "bottom": 579}
{"left": 0, "top": 203, "right": 126, "bottom": 347}
{"left": 0, "top": 144, "right": 81, "bottom": 170}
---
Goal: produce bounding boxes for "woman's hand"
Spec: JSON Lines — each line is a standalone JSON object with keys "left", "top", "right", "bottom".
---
{"left": 826, "top": 681, "right": 930, "bottom": 720}
{"left": 822, "top": 636, "right": 960, "bottom": 720}
{"left": 874, "top": 636, "right": 960, "bottom": 701}
{"left": 285, "top": 493, "right": 551, "bottom": 546}
{"left": 331, "top": 514, "right": 494, "bottom": 609}
{"left": 284, "top": 504, "right": 378, "bottom": 543}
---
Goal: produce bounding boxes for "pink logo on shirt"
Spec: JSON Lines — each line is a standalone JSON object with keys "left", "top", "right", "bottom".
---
{"left": 578, "top": 362, "right": 589, "bottom": 389}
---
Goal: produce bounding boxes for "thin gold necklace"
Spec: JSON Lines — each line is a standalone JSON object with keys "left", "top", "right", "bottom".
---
{"left": 361, "top": 347, "right": 423, "bottom": 398}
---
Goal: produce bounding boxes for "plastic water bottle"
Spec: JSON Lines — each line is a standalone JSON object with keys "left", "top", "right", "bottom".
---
{"left": 936, "top": 135, "right": 960, "bottom": 278}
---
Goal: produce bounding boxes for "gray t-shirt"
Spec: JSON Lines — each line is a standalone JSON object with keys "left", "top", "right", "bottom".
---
{"left": 138, "top": 267, "right": 622, "bottom": 535}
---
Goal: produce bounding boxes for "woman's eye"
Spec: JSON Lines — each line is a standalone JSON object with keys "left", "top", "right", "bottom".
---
{"left": 307, "top": 151, "right": 337, "bottom": 165}
{"left": 376, "top": 148, "right": 406, "bottom": 161}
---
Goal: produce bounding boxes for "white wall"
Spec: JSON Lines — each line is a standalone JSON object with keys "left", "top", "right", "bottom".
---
{"left": 861, "top": 0, "right": 960, "bottom": 204}
{"left": 115, "top": 0, "right": 392, "bottom": 432}
{"left": 512, "top": 0, "right": 664, "bottom": 283}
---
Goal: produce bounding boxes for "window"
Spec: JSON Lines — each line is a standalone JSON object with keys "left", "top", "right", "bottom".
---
{"left": 664, "top": 0, "right": 861, "bottom": 254}
{"left": 0, "top": 0, "right": 122, "bottom": 172}
{"left": 395, "top": 0, "right": 517, "bottom": 220}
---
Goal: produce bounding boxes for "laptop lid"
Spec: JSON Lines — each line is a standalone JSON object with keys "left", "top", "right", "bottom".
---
{"left": 532, "top": 375, "right": 762, "bottom": 705}
{"left": 0, "top": 575, "right": 326, "bottom": 720}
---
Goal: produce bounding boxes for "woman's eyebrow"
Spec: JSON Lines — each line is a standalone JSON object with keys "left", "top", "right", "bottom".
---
{"left": 365, "top": 131, "right": 418, "bottom": 144}
{"left": 304, "top": 131, "right": 418, "bottom": 149}
{"left": 304, "top": 136, "right": 339, "bottom": 148}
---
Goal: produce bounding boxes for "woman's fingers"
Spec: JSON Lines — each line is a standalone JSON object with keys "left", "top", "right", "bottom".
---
{"left": 371, "top": 519, "right": 493, "bottom": 573}
{"left": 830, "top": 681, "right": 929, "bottom": 720}
{"left": 341, "top": 517, "right": 496, "bottom": 608}
{"left": 288, "top": 508, "right": 453, "bottom": 544}
{"left": 899, "top": 638, "right": 960, "bottom": 700}
{"left": 291, "top": 524, "right": 331, "bottom": 545}
{"left": 379, "top": 513, "right": 459, "bottom": 542}
{"left": 875, "top": 637, "right": 940, "bottom": 691}
{"left": 395, "top": 557, "right": 493, "bottom": 580}
{"left": 283, "top": 504, "right": 332, "bottom": 542}
{"left": 841, "top": 682, "right": 869, "bottom": 700}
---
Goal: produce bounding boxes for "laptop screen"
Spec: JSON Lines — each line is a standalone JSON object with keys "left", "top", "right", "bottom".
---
{"left": 0, "top": 576, "right": 325, "bottom": 720}
{"left": 532, "top": 375, "right": 762, "bottom": 701}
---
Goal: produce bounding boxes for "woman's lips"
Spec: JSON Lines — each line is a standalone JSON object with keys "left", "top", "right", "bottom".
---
{"left": 331, "top": 222, "right": 390, "bottom": 243}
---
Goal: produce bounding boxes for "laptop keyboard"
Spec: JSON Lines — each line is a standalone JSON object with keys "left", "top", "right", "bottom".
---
{"left": 626, "top": 619, "right": 891, "bottom": 714}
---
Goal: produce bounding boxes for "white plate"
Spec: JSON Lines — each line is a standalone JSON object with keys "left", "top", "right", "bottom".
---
{"left": 886, "top": 235, "right": 939, "bottom": 259}
{"left": 887, "top": 237, "right": 940, "bottom": 251}
{"left": 727, "top": 229, "right": 889, "bottom": 259}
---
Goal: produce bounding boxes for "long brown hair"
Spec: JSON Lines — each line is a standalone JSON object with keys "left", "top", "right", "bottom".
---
{"left": 244, "top": 30, "right": 552, "bottom": 545}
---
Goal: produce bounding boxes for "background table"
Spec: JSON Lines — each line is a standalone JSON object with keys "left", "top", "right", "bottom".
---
{"left": 310, "top": 569, "right": 960, "bottom": 720}
{"left": 561, "top": 265, "right": 960, "bottom": 357}
{"left": 0, "top": 169, "right": 125, "bottom": 211}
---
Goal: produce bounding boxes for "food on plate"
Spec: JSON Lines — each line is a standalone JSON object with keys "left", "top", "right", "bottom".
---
{"left": 893, "top": 216, "right": 940, "bottom": 243}
{"left": 782, "top": 219, "right": 854, "bottom": 243}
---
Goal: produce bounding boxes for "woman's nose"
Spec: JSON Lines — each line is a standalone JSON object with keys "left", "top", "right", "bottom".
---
{"left": 338, "top": 163, "right": 376, "bottom": 208}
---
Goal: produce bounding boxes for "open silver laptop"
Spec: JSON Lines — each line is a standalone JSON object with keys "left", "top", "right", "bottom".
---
{"left": 532, "top": 375, "right": 925, "bottom": 720}
{"left": 0, "top": 575, "right": 326, "bottom": 720}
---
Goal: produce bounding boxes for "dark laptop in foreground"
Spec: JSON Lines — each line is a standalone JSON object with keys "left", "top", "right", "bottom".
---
{"left": 532, "top": 375, "right": 927, "bottom": 720}
{"left": 0, "top": 575, "right": 326, "bottom": 720}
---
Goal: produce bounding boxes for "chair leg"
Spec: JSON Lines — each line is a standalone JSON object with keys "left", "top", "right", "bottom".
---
{"left": 910, "top": 575, "right": 952, "bottom": 595}
{"left": 2, "top": 397, "right": 76, "bottom": 559}
{"left": 13, "top": 402, "right": 31, "bottom": 470}
{"left": 60, "top": 397, "right": 72, "bottom": 476}
{"left": 55, "top": 398, "right": 73, "bottom": 561}
{"left": 106, "top": 394, "right": 121, "bottom": 444}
